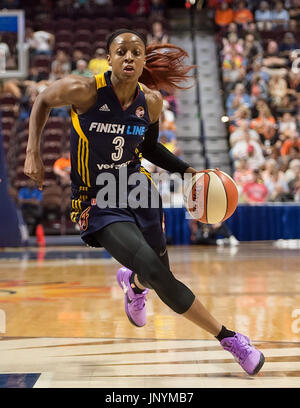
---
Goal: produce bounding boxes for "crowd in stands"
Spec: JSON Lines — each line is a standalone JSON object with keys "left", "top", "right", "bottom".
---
{"left": 0, "top": 0, "right": 179, "bottom": 237}
{"left": 209, "top": 0, "right": 300, "bottom": 203}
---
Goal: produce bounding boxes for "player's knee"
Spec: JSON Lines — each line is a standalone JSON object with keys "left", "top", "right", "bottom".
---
{"left": 133, "top": 247, "right": 163, "bottom": 287}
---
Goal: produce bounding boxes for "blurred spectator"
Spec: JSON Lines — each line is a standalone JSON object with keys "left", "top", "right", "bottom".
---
{"left": 72, "top": 59, "right": 93, "bottom": 77}
{"left": 250, "top": 73, "right": 269, "bottom": 103}
{"left": 255, "top": 1, "right": 273, "bottom": 31}
{"left": 88, "top": 48, "right": 110, "bottom": 76}
{"left": 208, "top": 0, "right": 233, "bottom": 9}
{"left": 50, "top": 50, "right": 71, "bottom": 81}
{"left": 18, "top": 179, "right": 44, "bottom": 242}
{"left": 250, "top": 100, "right": 277, "bottom": 144}
{"left": 147, "top": 20, "right": 168, "bottom": 45}
{"left": 127, "top": 0, "right": 150, "bottom": 16}
{"left": 161, "top": 89, "right": 178, "bottom": 117}
{"left": 214, "top": 2, "right": 234, "bottom": 30}
{"left": 262, "top": 40, "right": 289, "bottom": 77}
{"left": 233, "top": 158, "right": 255, "bottom": 195}
{"left": 287, "top": 70, "right": 300, "bottom": 95}
{"left": 19, "top": 85, "right": 42, "bottom": 120}
{"left": 226, "top": 83, "right": 252, "bottom": 117}
{"left": 190, "top": 221, "right": 239, "bottom": 246}
{"left": 276, "top": 93, "right": 298, "bottom": 114}
{"left": 0, "top": 79, "right": 22, "bottom": 99}
{"left": 261, "top": 158, "right": 281, "bottom": 183}
{"left": 228, "top": 105, "right": 251, "bottom": 133}
{"left": 280, "top": 131, "right": 300, "bottom": 155}
{"left": 244, "top": 21, "right": 261, "bottom": 42}
{"left": 285, "top": 158, "right": 300, "bottom": 184}
{"left": 71, "top": 49, "right": 84, "bottom": 71}
{"left": 278, "top": 32, "right": 299, "bottom": 57}
{"left": 231, "top": 128, "right": 265, "bottom": 170}
{"left": 162, "top": 99, "right": 175, "bottom": 121}
{"left": 288, "top": 0, "right": 300, "bottom": 23}
{"left": 0, "top": 34, "right": 11, "bottom": 60}
{"left": 229, "top": 118, "right": 260, "bottom": 148}
{"left": 208, "top": 0, "right": 233, "bottom": 8}
{"left": 243, "top": 33, "right": 263, "bottom": 65}
{"left": 25, "top": 28, "right": 55, "bottom": 56}
{"left": 93, "top": 0, "right": 113, "bottom": 4}
{"left": 271, "top": 0, "right": 290, "bottom": 29}
{"left": 233, "top": 0, "right": 254, "bottom": 28}
{"left": 224, "top": 21, "right": 239, "bottom": 40}
{"left": 241, "top": 169, "right": 268, "bottom": 203}
{"left": 159, "top": 133, "right": 177, "bottom": 154}
{"left": 53, "top": 150, "right": 71, "bottom": 186}
{"left": 246, "top": 59, "right": 269, "bottom": 82}
{"left": 278, "top": 112, "right": 298, "bottom": 136}
{"left": 264, "top": 166, "right": 290, "bottom": 201}
{"left": 287, "top": 159, "right": 300, "bottom": 200}
{"left": 160, "top": 111, "right": 176, "bottom": 132}
{"left": 290, "top": 172, "right": 300, "bottom": 201}
{"left": 269, "top": 73, "right": 288, "bottom": 107}
{"left": 222, "top": 32, "right": 244, "bottom": 74}
{"left": 150, "top": 0, "right": 166, "bottom": 19}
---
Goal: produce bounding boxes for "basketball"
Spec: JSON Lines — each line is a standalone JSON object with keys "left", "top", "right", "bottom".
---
{"left": 184, "top": 169, "right": 239, "bottom": 224}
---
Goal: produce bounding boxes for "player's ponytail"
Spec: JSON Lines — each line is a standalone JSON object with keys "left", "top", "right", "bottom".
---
{"left": 140, "top": 43, "right": 196, "bottom": 93}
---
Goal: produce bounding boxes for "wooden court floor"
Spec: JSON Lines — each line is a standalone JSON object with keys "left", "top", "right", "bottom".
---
{"left": 0, "top": 242, "right": 299, "bottom": 388}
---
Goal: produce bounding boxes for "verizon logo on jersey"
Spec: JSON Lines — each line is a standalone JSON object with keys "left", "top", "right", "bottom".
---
{"left": 89, "top": 122, "right": 145, "bottom": 135}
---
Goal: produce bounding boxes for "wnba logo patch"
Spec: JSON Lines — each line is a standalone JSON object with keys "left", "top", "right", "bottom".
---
{"left": 135, "top": 106, "right": 144, "bottom": 118}
{"left": 79, "top": 206, "right": 91, "bottom": 231}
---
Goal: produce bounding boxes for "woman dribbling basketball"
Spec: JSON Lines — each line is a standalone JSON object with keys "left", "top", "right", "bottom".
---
{"left": 24, "top": 29, "right": 264, "bottom": 376}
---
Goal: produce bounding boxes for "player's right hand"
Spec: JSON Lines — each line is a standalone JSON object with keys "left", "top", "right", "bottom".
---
{"left": 24, "top": 151, "right": 45, "bottom": 190}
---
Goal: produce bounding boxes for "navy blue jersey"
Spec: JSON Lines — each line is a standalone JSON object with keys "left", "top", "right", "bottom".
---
{"left": 70, "top": 70, "right": 150, "bottom": 189}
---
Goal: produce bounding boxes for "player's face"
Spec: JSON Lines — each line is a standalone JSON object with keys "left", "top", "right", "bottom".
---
{"left": 107, "top": 33, "right": 146, "bottom": 82}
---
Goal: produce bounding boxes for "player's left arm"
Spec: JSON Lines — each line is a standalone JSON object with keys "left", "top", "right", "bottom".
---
{"left": 142, "top": 88, "right": 197, "bottom": 175}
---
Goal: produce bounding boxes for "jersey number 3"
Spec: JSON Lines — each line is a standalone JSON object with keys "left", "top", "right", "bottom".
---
{"left": 111, "top": 136, "right": 125, "bottom": 161}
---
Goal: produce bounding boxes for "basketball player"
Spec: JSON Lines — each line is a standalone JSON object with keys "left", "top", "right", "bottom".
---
{"left": 24, "top": 29, "right": 264, "bottom": 376}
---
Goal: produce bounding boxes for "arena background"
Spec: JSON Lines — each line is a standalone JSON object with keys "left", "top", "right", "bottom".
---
{"left": 0, "top": 0, "right": 300, "bottom": 390}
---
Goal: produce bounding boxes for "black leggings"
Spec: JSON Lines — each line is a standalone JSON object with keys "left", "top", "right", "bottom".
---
{"left": 94, "top": 222, "right": 195, "bottom": 314}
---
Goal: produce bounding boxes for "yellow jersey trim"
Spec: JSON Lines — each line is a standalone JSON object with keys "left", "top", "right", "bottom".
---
{"left": 71, "top": 109, "right": 91, "bottom": 187}
{"left": 95, "top": 73, "right": 107, "bottom": 89}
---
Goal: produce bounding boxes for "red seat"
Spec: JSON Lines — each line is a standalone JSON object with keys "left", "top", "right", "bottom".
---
{"left": 55, "top": 30, "right": 73, "bottom": 43}
{"left": 1, "top": 117, "right": 14, "bottom": 131}
{"left": 55, "top": 19, "right": 74, "bottom": 32}
{"left": 73, "top": 41, "right": 91, "bottom": 54}
{"left": 0, "top": 93, "right": 18, "bottom": 105}
{"left": 93, "top": 18, "right": 113, "bottom": 30}
{"left": 45, "top": 117, "right": 65, "bottom": 130}
{"left": 76, "top": 18, "right": 93, "bottom": 31}
{"left": 0, "top": 108, "right": 15, "bottom": 119}
{"left": 93, "top": 29, "right": 110, "bottom": 42}
{"left": 74, "top": 30, "right": 92, "bottom": 43}
{"left": 54, "top": 42, "right": 73, "bottom": 55}
{"left": 111, "top": 17, "right": 132, "bottom": 30}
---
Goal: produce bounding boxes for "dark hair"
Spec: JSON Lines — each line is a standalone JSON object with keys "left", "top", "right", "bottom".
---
{"left": 106, "top": 30, "right": 195, "bottom": 93}
{"left": 106, "top": 29, "right": 147, "bottom": 53}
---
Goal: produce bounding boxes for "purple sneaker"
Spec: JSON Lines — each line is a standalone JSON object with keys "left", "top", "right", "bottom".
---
{"left": 221, "top": 333, "right": 265, "bottom": 375}
{"left": 117, "top": 267, "right": 148, "bottom": 327}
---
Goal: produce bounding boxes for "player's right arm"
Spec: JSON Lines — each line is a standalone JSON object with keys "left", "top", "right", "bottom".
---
{"left": 24, "top": 75, "right": 96, "bottom": 188}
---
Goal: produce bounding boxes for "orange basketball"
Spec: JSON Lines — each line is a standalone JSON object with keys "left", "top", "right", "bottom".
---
{"left": 184, "top": 168, "right": 239, "bottom": 224}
